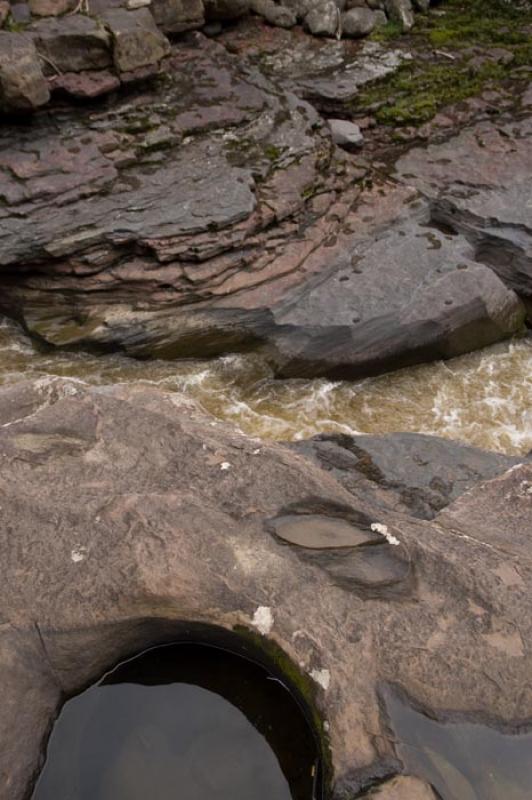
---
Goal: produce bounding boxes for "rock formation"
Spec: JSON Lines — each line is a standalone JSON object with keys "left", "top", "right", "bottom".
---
{"left": 0, "top": 379, "right": 531, "bottom": 799}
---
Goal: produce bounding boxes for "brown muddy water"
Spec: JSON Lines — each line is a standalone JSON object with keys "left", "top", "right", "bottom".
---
{"left": 32, "top": 643, "right": 319, "bottom": 800}
{"left": 1, "top": 315, "right": 531, "bottom": 455}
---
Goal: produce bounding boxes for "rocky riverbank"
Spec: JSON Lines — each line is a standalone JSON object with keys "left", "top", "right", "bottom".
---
{"left": 1, "top": 3, "right": 532, "bottom": 798}
{"left": 0, "top": 2, "right": 531, "bottom": 379}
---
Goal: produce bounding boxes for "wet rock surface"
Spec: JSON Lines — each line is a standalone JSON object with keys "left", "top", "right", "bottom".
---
{"left": 395, "top": 118, "right": 532, "bottom": 321}
{"left": 0, "top": 380, "right": 531, "bottom": 800}
{"left": 0, "top": 13, "right": 530, "bottom": 377}
{"left": 291, "top": 432, "right": 530, "bottom": 519}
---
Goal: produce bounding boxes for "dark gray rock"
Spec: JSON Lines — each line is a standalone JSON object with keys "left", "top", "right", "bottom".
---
{"left": 1, "top": 380, "right": 531, "bottom": 800}
{"left": 269, "top": 192, "right": 525, "bottom": 379}
{"left": 291, "top": 432, "right": 529, "bottom": 519}
{"left": 395, "top": 118, "right": 532, "bottom": 320}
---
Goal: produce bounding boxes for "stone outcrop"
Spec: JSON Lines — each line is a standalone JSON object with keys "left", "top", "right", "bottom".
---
{"left": 0, "top": 29, "right": 528, "bottom": 378}
{"left": 395, "top": 118, "right": 532, "bottom": 323}
{"left": 291, "top": 432, "right": 530, "bottom": 519}
{"left": 0, "top": 379, "right": 531, "bottom": 800}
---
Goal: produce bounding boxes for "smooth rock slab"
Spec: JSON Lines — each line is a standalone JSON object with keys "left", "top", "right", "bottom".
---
{"left": 291, "top": 432, "right": 530, "bottom": 520}
{"left": 0, "top": 380, "right": 531, "bottom": 800}
{"left": 395, "top": 118, "right": 532, "bottom": 314}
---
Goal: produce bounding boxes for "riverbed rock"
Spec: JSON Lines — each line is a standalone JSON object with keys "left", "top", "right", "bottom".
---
{"left": 0, "top": 379, "right": 531, "bottom": 800}
{"left": 0, "top": 31, "right": 50, "bottom": 112}
{"left": 291, "top": 432, "right": 530, "bottom": 520}
{"left": 395, "top": 118, "right": 532, "bottom": 320}
{"left": 0, "top": 26, "right": 529, "bottom": 379}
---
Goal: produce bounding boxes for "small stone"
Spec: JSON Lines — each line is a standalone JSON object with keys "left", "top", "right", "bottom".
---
{"left": 9, "top": 3, "right": 32, "bottom": 23}
{"left": 341, "top": 7, "right": 383, "bottom": 37}
{"left": 202, "top": 20, "right": 222, "bottom": 34}
{"left": 328, "top": 119, "right": 364, "bottom": 150}
{"left": 304, "top": 0, "right": 338, "bottom": 37}
{"left": 385, "top": 0, "right": 415, "bottom": 30}
{"left": 99, "top": 7, "right": 170, "bottom": 75}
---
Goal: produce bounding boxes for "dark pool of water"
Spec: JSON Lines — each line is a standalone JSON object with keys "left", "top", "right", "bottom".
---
{"left": 384, "top": 688, "right": 532, "bottom": 800}
{"left": 32, "top": 644, "right": 319, "bottom": 800}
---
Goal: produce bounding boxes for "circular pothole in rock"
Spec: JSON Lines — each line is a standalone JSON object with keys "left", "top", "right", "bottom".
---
{"left": 32, "top": 643, "right": 320, "bottom": 800}
{"left": 271, "top": 513, "right": 379, "bottom": 549}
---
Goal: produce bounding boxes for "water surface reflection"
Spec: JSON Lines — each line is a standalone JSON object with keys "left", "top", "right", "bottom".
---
{"left": 33, "top": 644, "right": 319, "bottom": 800}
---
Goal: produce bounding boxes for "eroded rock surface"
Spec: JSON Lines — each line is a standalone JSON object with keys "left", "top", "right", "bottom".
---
{"left": 0, "top": 380, "right": 531, "bottom": 800}
{"left": 291, "top": 432, "right": 529, "bottom": 519}
{"left": 396, "top": 118, "right": 532, "bottom": 321}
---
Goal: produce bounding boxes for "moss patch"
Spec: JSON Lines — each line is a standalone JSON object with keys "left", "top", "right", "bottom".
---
{"left": 359, "top": 0, "right": 532, "bottom": 126}
{"left": 233, "top": 624, "right": 333, "bottom": 790}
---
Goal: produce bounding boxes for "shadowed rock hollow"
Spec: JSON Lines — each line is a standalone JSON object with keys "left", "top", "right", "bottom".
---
{"left": 1, "top": 379, "right": 531, "bottom": 799}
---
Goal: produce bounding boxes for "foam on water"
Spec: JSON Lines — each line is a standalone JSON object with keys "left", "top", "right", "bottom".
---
{"left": 1, "top": 316, "right": 531, "bottom": 455}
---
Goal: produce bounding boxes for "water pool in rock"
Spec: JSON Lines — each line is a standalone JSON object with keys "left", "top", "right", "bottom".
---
{"left": 1, "top": 316, "right": 530, "bottom": 454}
{"left": 383, "top": 688, "right": 532, "bottom": 800}
{"left": 32, "top": 643, "right": 319, "bottom": 800}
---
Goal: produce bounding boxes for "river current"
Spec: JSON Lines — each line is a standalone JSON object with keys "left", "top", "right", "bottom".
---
{"left": 0, "top": 316, "right": 530, "bottom": 455}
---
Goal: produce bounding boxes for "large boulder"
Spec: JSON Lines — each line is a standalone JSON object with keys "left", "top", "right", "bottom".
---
{"left": 395, "top": 118, "right": 532, "bottom": 320}
{"left": 0, "top": 379, "right": 531, "bottom": 800}
{"left": 0, "top": 31, "right": 50, "bottom": 112}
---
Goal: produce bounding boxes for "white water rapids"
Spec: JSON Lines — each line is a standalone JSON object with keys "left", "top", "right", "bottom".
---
{"left": 1, "top": 316, "right": 530, "bottom": 455}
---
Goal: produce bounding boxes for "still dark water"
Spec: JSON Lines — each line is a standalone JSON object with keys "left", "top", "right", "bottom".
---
{"left": 32, "top": 644, "right": 319, "bottom": 800}
{"left": 385, "top": 690, "right": 532, "bottom": 800}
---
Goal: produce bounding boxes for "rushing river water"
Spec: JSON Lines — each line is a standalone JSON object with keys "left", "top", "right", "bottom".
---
{"left": 1, "top": 316, "right": 531, "bottom": 455}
